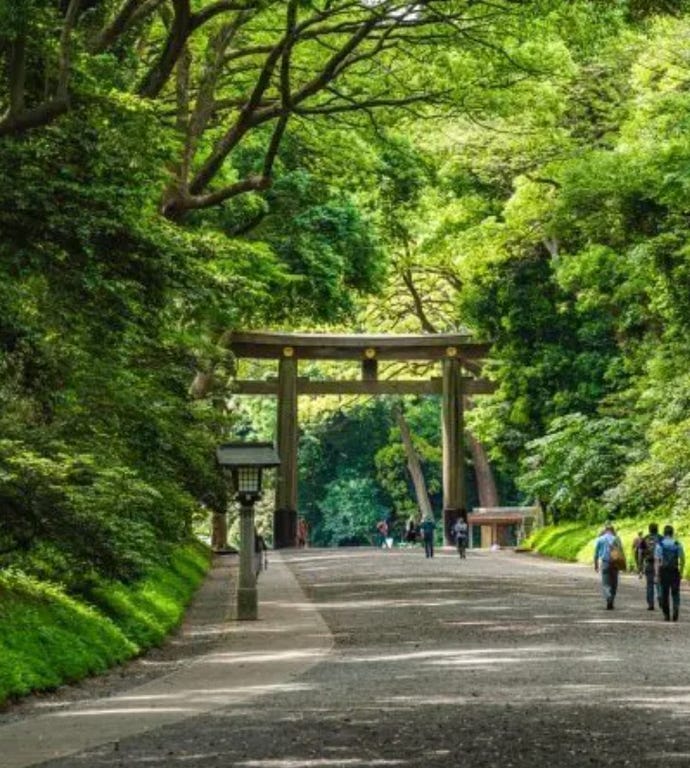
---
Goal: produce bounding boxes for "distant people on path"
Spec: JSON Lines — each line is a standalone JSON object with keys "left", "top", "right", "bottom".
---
{"left": 297, "top": 517, "right": 309, "bottom": 548}
{"left": 405, "top": 517, "right": 418, "bottom": 544}
{"left": 594, "top": 522, "right": 626, "bottom": 610}
{"left": 637, "top": 522, "right": 661, "bottom": 611}
{"left": 420, "top": 516, "right": 436, "bottom": 558}
{"left": 452, "top": 517, "right": 469, "bottom": 559}
{"left": 655, "top": 524, "right": 685, "bottom": 622}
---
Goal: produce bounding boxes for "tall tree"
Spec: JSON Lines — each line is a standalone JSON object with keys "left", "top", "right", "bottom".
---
{"left": 394, "top": 405, "right": 434, "bottom": 520}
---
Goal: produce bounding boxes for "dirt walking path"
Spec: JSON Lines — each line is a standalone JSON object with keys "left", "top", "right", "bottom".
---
{"left": 3, "top": 547, "right": 690, "bottom": 767}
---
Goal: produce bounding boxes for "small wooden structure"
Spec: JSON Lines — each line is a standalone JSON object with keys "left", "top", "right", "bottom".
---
{"left": 229, "top": 331, "right": 493, "bottom": 548}
{"left": 468, "top": 506, "right": 541, "bottom": 548}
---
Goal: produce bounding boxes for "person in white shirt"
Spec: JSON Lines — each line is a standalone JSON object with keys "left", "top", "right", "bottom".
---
{"left": 452, "top": 518, "right": 469, "bottom": 559}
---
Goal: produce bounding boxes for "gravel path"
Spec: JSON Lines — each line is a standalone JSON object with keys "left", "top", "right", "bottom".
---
{"left": 6, "top": 547, "right": 690, "bottom": 767}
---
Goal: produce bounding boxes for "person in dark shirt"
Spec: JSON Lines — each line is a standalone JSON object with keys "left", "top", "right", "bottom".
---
{"left": 637, "top": 522, "right": 661, "bottom": 610}
{"left": 376, "top": 519, "right": 392, "bottom": 549}
{"left": 405, "top": 517, "right": 418, "bottom": 544}
{"left": 254, "top": 528, "right": 268, "bottom": 579}
{"left": 420, "top": 516, "right": 436, "bottom": 559}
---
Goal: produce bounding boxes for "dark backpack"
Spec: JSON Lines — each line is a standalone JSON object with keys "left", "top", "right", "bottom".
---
{"left": 641, "top": 535, "right": 657, "bottom": 565}
{"left": 659, "top": 540, "right": 680, "bottom": 570}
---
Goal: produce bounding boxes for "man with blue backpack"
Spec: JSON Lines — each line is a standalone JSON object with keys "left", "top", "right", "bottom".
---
{"left": 655, "top": 525, "right": 685, "bottom": 622}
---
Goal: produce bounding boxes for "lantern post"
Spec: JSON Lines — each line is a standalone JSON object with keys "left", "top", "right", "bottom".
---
{"left": 216, "top": 442, "right": 280, "bottom": 620}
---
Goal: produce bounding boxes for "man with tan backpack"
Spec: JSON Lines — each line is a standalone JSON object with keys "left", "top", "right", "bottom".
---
{"left": 594, "top": 522, "right": 626, "bottom": 610}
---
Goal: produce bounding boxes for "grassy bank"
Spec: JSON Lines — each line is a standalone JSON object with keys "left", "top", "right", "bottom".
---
{"left": 0, "top": 540, "right": 211, "bottom": 706}
{"left": 527, "top": 519, "right": 690, "bottom": 579}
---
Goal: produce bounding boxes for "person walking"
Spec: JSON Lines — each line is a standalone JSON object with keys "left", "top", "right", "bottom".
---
{"left": 452, "top": 517, "right": 469, "bottom": 559}
{"left": 637, "top": 522, "right": 661, "bottom": 610}
{"left": 405, "top": 517, "right": 418, "bottom": 544}
{"left": 594, "top": 522, "right": 626, "bottom": 610}
{"left": 254, "top": 528, "right": 268, "bottom": 580}
{"left": 631, "top": 530, "right": 644, "bottom": 573}
{"left": 420, "top": 516, "right": 436, "bottom": 559}
{"left": 297, "top": 517, "right": 309, "bottom": 548}
{"left": 655, "top": 524, "right": 685, "bottom": 622}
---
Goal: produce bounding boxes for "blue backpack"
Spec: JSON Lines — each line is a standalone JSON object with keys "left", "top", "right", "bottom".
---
{"left": 659, "top": 540, "right": 680, "bottom": 569}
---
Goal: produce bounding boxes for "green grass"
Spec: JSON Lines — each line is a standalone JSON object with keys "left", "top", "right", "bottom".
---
{"left": 87, "top": 541, "right": 211, "bottom": 646}
{"left": 527, "top": 518, "right": 690, "bottom": 578}
{"left": 0, "top": 540, "right": 211, "bottom": 706}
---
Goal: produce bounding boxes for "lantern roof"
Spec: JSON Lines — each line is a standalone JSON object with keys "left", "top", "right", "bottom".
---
{"left": 216, "top": 442, "right": 281, "bottom": 468}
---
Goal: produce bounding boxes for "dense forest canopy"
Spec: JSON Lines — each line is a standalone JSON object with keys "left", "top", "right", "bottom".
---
{"left": 2, "top": 0, "right": 690, "bottom": 567}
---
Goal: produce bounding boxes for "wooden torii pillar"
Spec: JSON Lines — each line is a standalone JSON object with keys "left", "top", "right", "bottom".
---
{"left": 228, "top": 332, "right": 493, "bottom": 549}
{"left": 275, "top": 352, "right": 298, "bottom": 549}
{"left": 442, "top": 356, "right": 466, "bottom": 544}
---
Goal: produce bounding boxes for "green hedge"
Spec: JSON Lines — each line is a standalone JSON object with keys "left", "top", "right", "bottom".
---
{"left": 0, "top": 540, "right": 211, "bottom": 706}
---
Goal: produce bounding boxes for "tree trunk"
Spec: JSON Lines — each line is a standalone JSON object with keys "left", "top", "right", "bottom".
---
{"left": 468, "top": 433, "right": 499, "bottom": 508}
{"left": 463, "top": 397, "right": 499, "bottom": 508}
{"left": 211, "top": 511, "right": 228, "bottom": 550}
{"left": 395, "top": 408, "right": 433, "bottom": 520}
{"left": 188, "top": 370, "right": 215, "bottom": 398}
{"left": 138, "top": 0, "right": 192, "bottom": 98}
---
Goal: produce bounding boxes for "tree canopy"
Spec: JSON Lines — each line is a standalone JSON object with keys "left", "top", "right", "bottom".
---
{"left": 2, "top": 0, "right": 690, "bottom": 567}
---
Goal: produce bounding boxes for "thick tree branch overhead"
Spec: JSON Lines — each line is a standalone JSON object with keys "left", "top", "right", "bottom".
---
{"left": 0, "top": 0, "right": 524, "bottom": 205}
{"left": 160, "top": 0, "right": 523, "bottom": 215}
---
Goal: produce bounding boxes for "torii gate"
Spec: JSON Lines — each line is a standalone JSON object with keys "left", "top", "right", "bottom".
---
{"left": 229, "top": 332, "right": 493, "bottom": 548}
